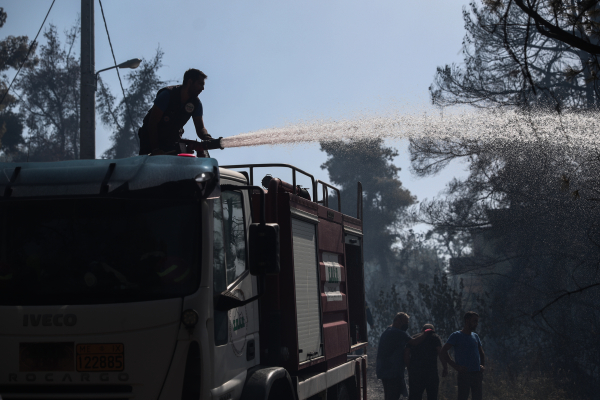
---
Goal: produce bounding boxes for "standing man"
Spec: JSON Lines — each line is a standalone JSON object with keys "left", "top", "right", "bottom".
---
{"left": 138, "top": 68, "right": 212, "bottom": 155}
{"left": 440, "top": 311, "right": 485, "bottom": 400}
{"left": 404, "top": 324, "right": 445, "bottom": 400}
{"left": 366, "top": 301, "right": 374, "bottom": 329}
{"left": 376, "top": 312, "right": 433, "bottom": 400}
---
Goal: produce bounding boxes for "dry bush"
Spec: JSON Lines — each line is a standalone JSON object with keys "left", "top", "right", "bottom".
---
{"left": 438, "top": 361, "right": 573, "bottom": 400}
{"left": 369, "top": 351, "right": 574, "bottom": 400}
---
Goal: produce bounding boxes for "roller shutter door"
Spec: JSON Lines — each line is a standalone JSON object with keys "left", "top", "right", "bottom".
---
{"left": 292, "top": 218, "right": 322, "bottom": 362}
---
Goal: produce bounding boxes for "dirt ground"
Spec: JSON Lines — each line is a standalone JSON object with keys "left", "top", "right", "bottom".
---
{"left": 365, "top": 344, "right": 385, "bottom": 400}
{"left": 365, "top": 345, "right": 454, "bottom": 400}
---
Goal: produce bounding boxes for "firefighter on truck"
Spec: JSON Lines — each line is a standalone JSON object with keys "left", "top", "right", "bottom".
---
{"left": 138, "top": 68, "right": 212, "bottom": 156}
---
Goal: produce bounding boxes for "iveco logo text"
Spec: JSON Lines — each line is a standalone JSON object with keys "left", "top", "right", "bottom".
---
{"left": 22, "top": 314, "right": 77, "bottom": 327}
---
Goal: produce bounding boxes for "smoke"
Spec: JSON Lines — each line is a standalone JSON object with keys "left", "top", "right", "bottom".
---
{"left": 221, "top": 108, "right": 600, "bottom": 151}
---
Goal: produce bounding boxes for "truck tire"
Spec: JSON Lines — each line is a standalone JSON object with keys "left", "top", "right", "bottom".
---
{"left": 241, "top": 366, "right": 296, "bottom": 400}
{"left": 267, "top": 378, "right": 294, "bottom": 400}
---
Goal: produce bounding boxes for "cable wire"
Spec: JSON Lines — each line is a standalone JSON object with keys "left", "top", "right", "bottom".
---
{"left": 0, "top": 0, "right": 56, "bottom": 107}
{"left": 98, "top": 0, "right": 138, "bottom": 140}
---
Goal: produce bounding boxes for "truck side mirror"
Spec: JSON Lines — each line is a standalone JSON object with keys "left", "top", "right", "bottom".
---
{"left": 249, "top": 223, "right": 280, "bottom": 276}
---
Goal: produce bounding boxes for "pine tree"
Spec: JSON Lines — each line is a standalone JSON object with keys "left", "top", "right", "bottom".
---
{"left": 320, "top": 138, "right": 416, "bottom": 284}
{"left": 15, "top": 24, "right": 80, "bottom": 161}
{"left": 430, "top": 1, "right": 600, "bottom": 110}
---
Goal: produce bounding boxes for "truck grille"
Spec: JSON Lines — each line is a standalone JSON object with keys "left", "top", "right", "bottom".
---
{"left": 0, "top": 384, "right": 133, "bottom": 399}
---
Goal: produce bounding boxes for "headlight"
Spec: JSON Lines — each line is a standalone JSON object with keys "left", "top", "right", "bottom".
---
{"left": 181, "top": 309, "right": 199, "bottom": 328}
{"left": 195, "top": 172, "right": 214, "bottom": 183}
{"left": 194, "top": 168, "right": 220, "bottom": 199}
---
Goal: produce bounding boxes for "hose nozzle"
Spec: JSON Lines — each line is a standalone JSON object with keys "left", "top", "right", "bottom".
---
{"left": 179, "top": 137, "right": 224, "bottom": 152}
{"left": 201, "top": 137, "right": 224, "bottom": 150}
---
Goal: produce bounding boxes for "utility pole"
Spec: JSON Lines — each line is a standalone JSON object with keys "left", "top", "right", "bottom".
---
{"left": 80, "top": 0, "right": 95, "bottom": 159}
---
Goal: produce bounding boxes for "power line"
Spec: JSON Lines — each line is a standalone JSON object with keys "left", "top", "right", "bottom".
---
{"left": 98, "top": 0, "right": 138, "bottom": 140}
{"left": 0, "top": 0, "right": 56, "bottom": 108}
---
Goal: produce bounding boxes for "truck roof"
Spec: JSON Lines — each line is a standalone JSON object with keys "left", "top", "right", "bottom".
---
{"left": 0, "top": 155, "right": 218, "bottom": 198}
{"left": 219, "top": 167, "right": 247, "bottom": 183}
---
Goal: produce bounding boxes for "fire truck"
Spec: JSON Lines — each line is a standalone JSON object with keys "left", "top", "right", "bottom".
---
{"left": 0, "top": 140, "right": 368, "bottom": 400}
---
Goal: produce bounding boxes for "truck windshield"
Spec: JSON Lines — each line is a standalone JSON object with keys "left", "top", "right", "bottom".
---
{"left": 0, "top": 198, "right": 200, "bottom": 305}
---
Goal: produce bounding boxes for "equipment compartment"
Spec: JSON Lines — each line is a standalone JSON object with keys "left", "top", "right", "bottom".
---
{"left": 225, "top": 164, "right": 365, "bottom": 373}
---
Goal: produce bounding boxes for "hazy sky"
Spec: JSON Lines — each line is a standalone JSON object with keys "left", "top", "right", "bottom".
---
{"left": 2, "top": 0, "right": 470, "bottom": 209}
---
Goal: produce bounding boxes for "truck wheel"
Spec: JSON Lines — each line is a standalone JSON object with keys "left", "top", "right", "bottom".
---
{"left": 268, "top": 378, "right": 294, "bottom": 400}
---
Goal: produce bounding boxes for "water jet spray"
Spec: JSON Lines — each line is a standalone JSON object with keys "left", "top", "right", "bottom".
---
{"left": 219, "top": 109, "right": 600, "bottom": 152}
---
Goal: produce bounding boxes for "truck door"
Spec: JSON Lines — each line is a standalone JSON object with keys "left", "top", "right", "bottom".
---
{"left": 212, "top": 185, "right": 259, "bottom": 395}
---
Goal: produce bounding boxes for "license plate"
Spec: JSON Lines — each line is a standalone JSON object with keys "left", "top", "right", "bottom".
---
{"left": 20, "top": 342, "right": 75, "bottom": 372}
{"left": 76, "top": 343, "right": 124, "bottom": 372}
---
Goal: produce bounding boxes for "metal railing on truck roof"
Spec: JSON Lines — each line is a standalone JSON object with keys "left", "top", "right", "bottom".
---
{"left": 220, "top": 163, "right": 340, "bottom": 211}
{"left": 221, "top": 163, "right": 363, "bottom": 220}
{"left": 314, "top": 179, "right": 341, "bottom": 212}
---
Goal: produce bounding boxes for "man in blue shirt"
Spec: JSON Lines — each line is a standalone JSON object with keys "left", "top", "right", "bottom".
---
{"left": 138, "top": 68, "right": 212, "bottom": 155}
{"left": 376, "top": 312, "right": 432, "bottom": 400}
{"left": 440, "top": 311, "right": 485, "bottom": 400}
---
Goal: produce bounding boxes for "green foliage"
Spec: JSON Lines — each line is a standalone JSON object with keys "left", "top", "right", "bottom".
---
{"left": 418, "top": 273, "right": 464, "bottom": 339}
{"left": 411, "top": 132, "right": 600, "bottom": 397}
{"left": 320, "top": 138, "right": 415, "bottom": 275}
{"left": 371, "top": 284, "right": 404, "bottom": 347}
{"left": 370, "top": 285, "right": 410, "bottom": 347}
{"left": 0, "top": 110, "right": 24, "bottom": 154}
{"left": 370, "top": 270, "right": 488, "bottom": 345}
{"left": 1, "top": 10, "right": 165, "bottom": 160}
{"left": 419, "top": 271, "right": 490, "bottom": 339}
{"left": 430, "top": 1, "right": 597, "bottom": 110}
{"left": 0, "top": 7, "right": 36, "bottom": 151}
{"left": 394, "top": 229, "right": 447, "bottom": 285}
{"left": 98, "top": 49, "right": 166, "bottom": 159}
{"left": 0, "top": 6, "right": 39, "bottom": 111}
{"left": 0, "top": 33, "right": 38, "bottom": 72}
{"left": 410, "top": 119, "right": 600, "bottom": 397}
{"left": 15, "top": 24, "right": 79, "bottom": 161}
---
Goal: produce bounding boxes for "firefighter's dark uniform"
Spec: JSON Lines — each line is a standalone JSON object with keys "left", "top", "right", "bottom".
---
{"left": 407, "top": 333, "right": 443, "bottom": 400}
{"left": 138, "top": 85, "right": 202, "bottom": 155}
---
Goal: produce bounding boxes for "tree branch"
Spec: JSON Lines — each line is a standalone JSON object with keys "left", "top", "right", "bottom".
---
{"left": 532, "top": 282, "right": 600, "bottom": 318}
{"left": 514, "top": 0, "right": 600, "bottom": 54}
